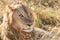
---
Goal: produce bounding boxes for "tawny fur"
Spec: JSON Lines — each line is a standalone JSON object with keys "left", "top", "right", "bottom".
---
{"left": 0, "top": 2, "right": 53, "bottom": 40}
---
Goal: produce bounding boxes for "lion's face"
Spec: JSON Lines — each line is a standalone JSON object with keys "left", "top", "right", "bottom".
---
{"left": 8, "top": 2, "right": 34, "bottom": 32}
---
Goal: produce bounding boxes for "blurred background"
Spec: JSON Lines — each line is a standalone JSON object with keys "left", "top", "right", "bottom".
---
{"left": 0, "top": 0, "right": 60, "bottom": 40}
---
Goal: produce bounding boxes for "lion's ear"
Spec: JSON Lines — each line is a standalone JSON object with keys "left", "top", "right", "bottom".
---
{"left": 8, "top": 2, "right": 23, "bottom": 11}
{"left": 7, "top": 5, "right": 15, "bottom": 11}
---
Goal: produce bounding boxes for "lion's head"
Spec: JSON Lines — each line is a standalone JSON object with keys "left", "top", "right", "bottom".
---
{"left": 7, "top": 2, "right": 34, "bottom": 32}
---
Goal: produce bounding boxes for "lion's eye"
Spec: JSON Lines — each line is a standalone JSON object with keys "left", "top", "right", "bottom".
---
{"left": 19, "top": 14, "right": 24, "bottom": 17}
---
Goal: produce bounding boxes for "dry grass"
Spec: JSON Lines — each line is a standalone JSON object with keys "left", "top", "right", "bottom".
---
{"left": 0, "top": 0, "right": 60, "bottom": 40}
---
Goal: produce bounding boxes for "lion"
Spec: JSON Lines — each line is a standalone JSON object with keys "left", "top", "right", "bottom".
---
{"left": 0, "top": 1, "right": 53, "bottom": 40}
